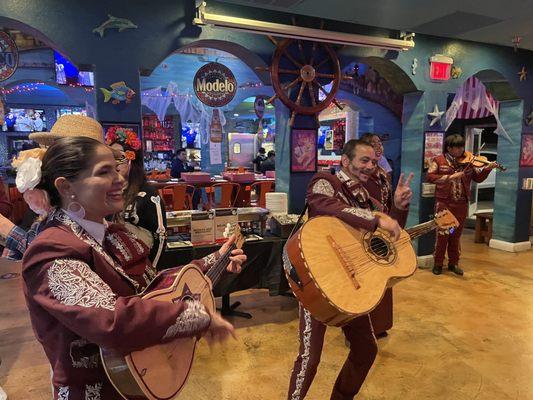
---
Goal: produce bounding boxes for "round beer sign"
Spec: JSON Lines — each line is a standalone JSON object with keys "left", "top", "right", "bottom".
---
{"left": 0, "top": 31, "right": 18, "bottom": 82}
{"left": 194, "top": 62, "right": 237, "bottom": 107}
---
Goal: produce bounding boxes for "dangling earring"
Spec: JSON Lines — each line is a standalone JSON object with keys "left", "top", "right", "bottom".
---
{"left": 67, "top": 194, "right": 86, "bottom": 220}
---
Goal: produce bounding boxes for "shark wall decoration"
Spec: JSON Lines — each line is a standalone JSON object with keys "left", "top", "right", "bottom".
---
{"left": 93, "top": 15, "right": 138, "bottom": 37}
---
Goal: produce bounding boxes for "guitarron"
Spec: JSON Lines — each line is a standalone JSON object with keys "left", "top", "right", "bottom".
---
{"left": 284, "top": 210, "right": 458, "bottom": 327}
{"left": 100, "top": 225, "right": 244, "bottom": 400}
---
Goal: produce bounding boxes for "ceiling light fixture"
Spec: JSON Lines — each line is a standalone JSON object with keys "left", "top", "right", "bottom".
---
{"left": 193, "top": 2, "right": 415, "bottom": 51}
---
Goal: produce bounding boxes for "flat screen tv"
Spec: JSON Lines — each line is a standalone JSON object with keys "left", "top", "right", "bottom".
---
{"left": 54, "top": 51, "right": 94, "bottom": 86}
{"left": 3, "top": 108, "right": 47, "bottom": 132}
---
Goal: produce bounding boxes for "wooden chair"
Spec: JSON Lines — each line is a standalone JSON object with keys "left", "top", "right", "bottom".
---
{"left": 204, "top": 182, "right": 240, "bottom": 209}
{"left": 159, "top": 184, "right": 196, "bottom": 211}
{"left": 247, "top": 181, "right": 274, "bottom": 208}
{"left": 474, "top": 211, "right": 493, "bottom": 244}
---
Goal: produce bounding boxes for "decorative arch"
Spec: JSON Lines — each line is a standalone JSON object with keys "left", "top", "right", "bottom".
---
{"left": 0, "top": 16, "right": 78, "bottom": 68}
{"left": 355, "top": 56, "right": 419, "bottom": 95}
{"left": 147, "top": 39, "right": 271, "bottom": 85}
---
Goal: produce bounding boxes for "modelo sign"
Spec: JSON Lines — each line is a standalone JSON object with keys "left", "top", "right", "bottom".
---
{"left": 194, "top": 62, "right": 237, "bottom": 107}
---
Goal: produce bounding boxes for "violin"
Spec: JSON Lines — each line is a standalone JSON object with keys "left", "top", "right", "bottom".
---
{"left": 457, "top": 151, "right": 507, "bottom": 171}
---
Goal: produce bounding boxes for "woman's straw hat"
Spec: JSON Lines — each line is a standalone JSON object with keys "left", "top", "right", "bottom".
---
{"left": 29, "top": 115, "right": 104, "bottom": 147}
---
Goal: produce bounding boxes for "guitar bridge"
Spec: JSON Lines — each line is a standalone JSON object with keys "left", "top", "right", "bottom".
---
{"left": 327, "top": 235, "right": 360, "bottom": 289}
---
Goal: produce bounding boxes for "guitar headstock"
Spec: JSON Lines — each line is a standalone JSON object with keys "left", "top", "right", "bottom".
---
{"left": 434, "top": 209, "right": 459, "bottom": 234}
{"left": 223, "top": 223, "right": 245, "bottom": 249}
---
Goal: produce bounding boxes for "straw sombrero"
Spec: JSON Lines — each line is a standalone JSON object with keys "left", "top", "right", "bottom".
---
{"left": 29, "top": 114, "right": 104, "bottom": 147}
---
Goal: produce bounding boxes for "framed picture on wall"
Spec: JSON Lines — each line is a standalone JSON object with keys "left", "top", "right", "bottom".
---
{"left": 291, "top": 128, "right": 318, "bottom": 173}
{"left": 520, "top": 133, "right": 533, "bottom": 167}
{"left": 101, "top": 122, "right": 141, "bottom": 144}
{"left": 423, "top": 131, "right": 444, "bottom": 170}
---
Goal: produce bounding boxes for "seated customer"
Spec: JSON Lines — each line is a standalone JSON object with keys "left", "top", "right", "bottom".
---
{"left": 106, "top": 127, "right": 167, "bottom": 269}
{"left": 260, "top": 150, "right": 275, "bottom": 174}
{"left": 170, "top": 148, "right": 193, "bottom": 178}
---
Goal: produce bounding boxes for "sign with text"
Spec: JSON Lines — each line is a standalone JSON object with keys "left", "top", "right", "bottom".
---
{"left": 0, "top": 31, "right": 19, "bottom": 82}
{"left": 194, "top": 62, "right": 237, "bottom": 107}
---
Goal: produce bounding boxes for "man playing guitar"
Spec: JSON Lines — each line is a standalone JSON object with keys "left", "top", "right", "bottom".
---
{"left": 286, "top": 139, "right": 402, "bottom": 400}
{"left": 426, "top": 134, "right": 496, "bottom": 275}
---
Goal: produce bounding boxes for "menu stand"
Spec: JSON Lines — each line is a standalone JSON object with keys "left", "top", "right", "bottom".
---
{"left": 219, "top": 294, "right": 252, "bottom": 319}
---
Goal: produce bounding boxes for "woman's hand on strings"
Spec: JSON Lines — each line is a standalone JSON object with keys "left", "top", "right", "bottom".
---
{"left": 220, "top": 234, "right": 246, "bottom": 274}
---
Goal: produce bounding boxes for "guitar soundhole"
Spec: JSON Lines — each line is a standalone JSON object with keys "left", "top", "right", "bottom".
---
{"left": 370, "top": 237, "right": 389, "bottom": 257}
{"left": 362, "top": 232, "right": 397, "bottom": 264}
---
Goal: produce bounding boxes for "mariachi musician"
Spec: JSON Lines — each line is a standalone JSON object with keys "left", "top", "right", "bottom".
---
{"left": 426, "top": 134, "right": 496, "bottom": 276}
{"left": 359, "top": 133, "right": 413, "bottom": 337}
{"left": 286, "top": 139, "right": 402, "bottom": 400}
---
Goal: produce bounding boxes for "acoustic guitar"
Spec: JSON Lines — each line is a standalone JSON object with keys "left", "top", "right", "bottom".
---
{"left": 100, "top": 225, "right": 244, "bottom": 400}
{"left": 284, "top": 210, "right": 458, "bottom": 327}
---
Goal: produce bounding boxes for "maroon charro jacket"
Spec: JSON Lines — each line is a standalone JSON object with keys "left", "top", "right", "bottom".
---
{"left": 363, "top": 166, "right": 409, "bottom": 228}
{"left": 426, "top": 154, "right": 491, "bottom": 202}
{"left": 307, "top": 170, "right": 379, "bottom": 231}
{"left": 22, "top": 210, "right": 220, "bottom": 400}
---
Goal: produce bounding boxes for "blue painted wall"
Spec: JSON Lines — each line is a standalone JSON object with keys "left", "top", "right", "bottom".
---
{"left": 0, "top": 0, "right": 531, "bottom": 241}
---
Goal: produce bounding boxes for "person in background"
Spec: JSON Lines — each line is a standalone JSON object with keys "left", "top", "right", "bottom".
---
{"left": 360, "top": 133, "right": 392, "bottom": 179}
{"left": 0, "top": 176, "right": 12, "bottom": 219}
{"left": 260, "top": 150, "right": 275, "bottom": 175}
{"left": 253, "top": 147, "right": 267, "bottom": 173}
{"left": 188, "top": 153, "right": 200, "bottom": 170}
{"left": 170, "top": 148, "right": 193, "bottom": 178}
{"left": 106, "top": 126, "right": 167, "bottom": 269}
{"left": 23, "top": 136, "right": 245, "bottom": 400}
{"left": 359, "top": 133, "right": 413, "bottom": 338}
{"left": 0, "top": 115, "right": 105, "bottom": 261}
{"left": 426, "top": 134, "right": 495, "bottom": 276}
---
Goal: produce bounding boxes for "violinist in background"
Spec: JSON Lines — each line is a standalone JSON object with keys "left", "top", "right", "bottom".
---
{"left": 426, "top": 134, "right": 498, "bottom": 276}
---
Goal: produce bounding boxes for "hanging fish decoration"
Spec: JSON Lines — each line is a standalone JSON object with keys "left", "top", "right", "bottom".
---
{"left": 93, "top": 15, "right": 138, "bottom": 37}
{"left": 100, "top": 81, "right": 136, "bottom": 104}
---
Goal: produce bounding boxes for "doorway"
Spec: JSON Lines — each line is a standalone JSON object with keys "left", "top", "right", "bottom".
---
{"left": 465, "top": 125, "right": 499, "bottom": 216}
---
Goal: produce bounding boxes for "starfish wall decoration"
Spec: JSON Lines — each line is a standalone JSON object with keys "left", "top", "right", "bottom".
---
{"left": 518, "top": 66, "right": 527, "bottom": 82}
{"left": 525, "top": 109, "right": 533, "bottom": 126}
{"left": 428, "top": 104, "right": 444, "bottom": 127}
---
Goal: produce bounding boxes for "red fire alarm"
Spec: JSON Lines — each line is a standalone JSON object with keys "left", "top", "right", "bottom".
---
{"left": 429, "top": 54, "right": 454, "bottom": 81}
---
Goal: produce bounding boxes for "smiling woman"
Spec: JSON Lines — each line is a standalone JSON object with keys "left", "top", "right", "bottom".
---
{"left": 21, "top": 136, "right": 246, "bottom": 400}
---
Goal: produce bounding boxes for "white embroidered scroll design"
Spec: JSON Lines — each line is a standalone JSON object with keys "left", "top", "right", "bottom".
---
{"left": 341, "top": 207, "right": 374, "bottom": 220}
{"left": 311, "top": 179, "right": 335, "bottom": 197}
{"left": 84, "top": 382, "right": 102, "bottom": 400}
{"left": 48, "top": 259, "right": 116, "bottom": 311}
{"left": 162, "top": 300, "right": 210, "bottom": 340}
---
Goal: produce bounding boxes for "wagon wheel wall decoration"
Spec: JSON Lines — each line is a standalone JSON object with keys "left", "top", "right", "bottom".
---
{"left": 263, "top": 37, "right": 352, "bottom": 127}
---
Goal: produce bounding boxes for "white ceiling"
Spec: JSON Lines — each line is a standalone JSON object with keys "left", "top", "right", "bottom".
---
{"left": 218, "top": 0, "right": 533, "bottom": 51}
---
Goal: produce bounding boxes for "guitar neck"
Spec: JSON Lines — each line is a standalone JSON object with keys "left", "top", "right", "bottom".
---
{"left": 206, "top": 243, "right": 237, "bottom": 286}
{"left": 405, "top": 220, "right": 437, "bottom": 240}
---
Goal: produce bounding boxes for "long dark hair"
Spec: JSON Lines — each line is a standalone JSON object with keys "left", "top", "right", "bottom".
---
{"left": 111, "top": 142, "right": 146, "bottom": 209}
{"left": 38, "top": 137, "right": 103, "bottom": 207}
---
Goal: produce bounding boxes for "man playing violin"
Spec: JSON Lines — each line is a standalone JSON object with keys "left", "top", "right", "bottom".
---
{"left": 426, "top": 134, "right": 497, "bottom": 276}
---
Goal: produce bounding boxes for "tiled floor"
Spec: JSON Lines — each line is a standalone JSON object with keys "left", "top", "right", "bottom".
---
{"left": 1, "top": 230, "right": 532, "bottom": 399}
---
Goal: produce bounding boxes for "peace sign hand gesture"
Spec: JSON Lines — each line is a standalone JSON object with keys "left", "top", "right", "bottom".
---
{"left": 394, "top": 172, "right": 414, "bottom": 210}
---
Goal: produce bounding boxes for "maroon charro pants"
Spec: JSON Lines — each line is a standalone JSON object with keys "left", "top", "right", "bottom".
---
{"left": 434, "top": 200, "right": 468, "bottom": 266}
{"left": 287, "top": 304, "right": 378, "bottom": 400}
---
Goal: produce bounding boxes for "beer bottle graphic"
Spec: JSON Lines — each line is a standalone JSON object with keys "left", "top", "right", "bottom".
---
{"left": 210, "top": 109, "right": 223, "bottom": 143}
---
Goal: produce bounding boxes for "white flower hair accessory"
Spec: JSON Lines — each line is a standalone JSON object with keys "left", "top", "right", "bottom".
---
{"left": 12, "top": 148, "right": 47, "bottom": 193}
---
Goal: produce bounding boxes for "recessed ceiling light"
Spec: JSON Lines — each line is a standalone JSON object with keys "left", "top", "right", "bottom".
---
{"left": 233, "top": 113, "right": 239, "bottom": 117}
